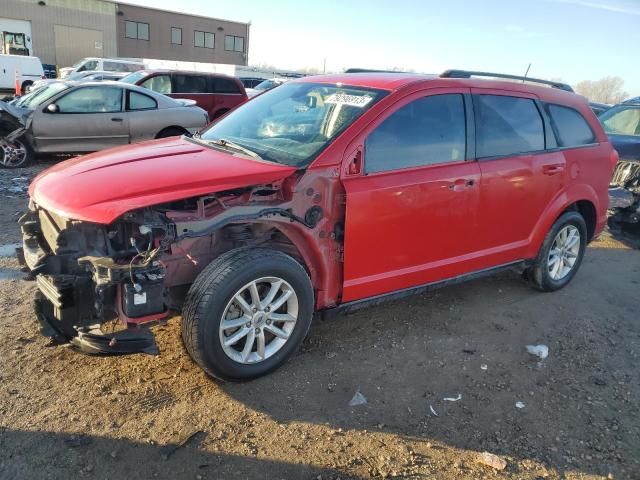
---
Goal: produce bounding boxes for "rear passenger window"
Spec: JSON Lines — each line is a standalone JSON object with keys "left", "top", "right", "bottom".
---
{"left": 548, "top": 104, "right": 595, "bottom": 146}
{"left": 211, "top": 77, "right": 241, "bottom": 94}
{"left": 173, "top": 74, "right": 208, "bottom": 93}
{"left": 365, "top": 94, "right": 466, "bottom": 174}
{"left": 475, "top": 95, "right": 544, "bottom": 158}
{"left": 141, "top": 75, "right": 172, "bottom": 94}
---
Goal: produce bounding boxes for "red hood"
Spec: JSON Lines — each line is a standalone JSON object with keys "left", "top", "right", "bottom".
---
{"left": 29, "top": 137, "right": 297, "bottom": 224}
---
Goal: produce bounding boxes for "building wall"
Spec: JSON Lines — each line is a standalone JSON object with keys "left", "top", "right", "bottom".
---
{"left": 1, "top": 0, "right": 117, "bottom": 66}
{"left": 115, "top": 3, "right": 249, "bottom": 66}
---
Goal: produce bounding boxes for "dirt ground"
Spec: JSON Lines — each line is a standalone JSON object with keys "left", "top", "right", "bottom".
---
{"left": 0, "top": 163, "right": 639, "bottom": 480}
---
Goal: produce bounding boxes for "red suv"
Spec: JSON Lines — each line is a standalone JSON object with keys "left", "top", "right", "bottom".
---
{"left": 19, "top": 70, "right": 617, "bottom": 381}
{"left": 120, "top": 69, "right": 247, "bottom": 120}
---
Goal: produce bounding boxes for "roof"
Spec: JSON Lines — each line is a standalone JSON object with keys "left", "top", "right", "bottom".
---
{"left": 132, "top": 69, "right": 238, "bottom": 79}
{"left": 297, "top": 73, "right": 580, "bottom": 103}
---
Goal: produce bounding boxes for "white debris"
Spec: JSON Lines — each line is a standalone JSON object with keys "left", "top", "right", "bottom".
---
{"left": 429, "top": 405, "right": 438, "bottom": 417}
{"left": 515, "top": 401, "right": 525, "bottom": 409}
{"left": 480, "top": 364, "right": 488, "bottom": 370}
{"left": 477, "top": 451, "right": 507, "bottom": 470}
{"left": 526, "top": 344, "right": 549, "bottom": 360}
{"left": 348, "top": 390, "right": 367, "bottom": 407}
{"left": 443, "top": 394, "right": 462, "bottom": 402}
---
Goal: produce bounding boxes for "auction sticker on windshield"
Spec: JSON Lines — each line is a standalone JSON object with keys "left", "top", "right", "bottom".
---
{"left": 325, "top": 93, "right": 373, "bottom": 108}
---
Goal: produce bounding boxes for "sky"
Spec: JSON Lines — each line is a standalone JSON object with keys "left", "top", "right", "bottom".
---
{"left": 125, "top": 0, "right": 640, "bottom": 96}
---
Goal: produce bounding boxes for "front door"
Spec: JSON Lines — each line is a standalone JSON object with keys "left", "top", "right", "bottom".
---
{"left": 32, "top": 85, "right": 129, "bottom": 153}
{"left": 341, "top": 89, "right": 481, "bottom": 302}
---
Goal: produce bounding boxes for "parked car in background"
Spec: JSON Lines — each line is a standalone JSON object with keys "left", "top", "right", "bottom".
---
{"left": 120, "top": 70, "right": 247, "bottom": 120}
{"left": 240, "top": 77, "right": 267, "bottom": 89}
{"left": 623, "top": 96, "right": 640, "bottom": 104}
{"left": 245, "top": 78, "right": 287, "bottom": 98}
{"left": 0, "top": 54, "right": 44, "bottom": 94}
{"left": 0, "top": 81, "right": 208, "bottom": 167}
{"left": 59, "top": 57, "right": 145, "bottom": 79}
{"left": 589, "top": 102, "right": 610, "bottom": 116}
{"left": 19, "top": 70, "right": 616, "bottom": 381}
{"left": 30, "top": 70, "right": 127, "bottom": 91}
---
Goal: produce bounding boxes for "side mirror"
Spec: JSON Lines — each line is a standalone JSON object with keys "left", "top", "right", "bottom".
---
{"left": 46, "top": 103, "right": 59, "bottom": 113}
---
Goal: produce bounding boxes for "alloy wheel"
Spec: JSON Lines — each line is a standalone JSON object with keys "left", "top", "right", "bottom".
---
{"left": 547, "top": 225, "right": 581, "bottom": 281}
{"left": 219, "top": 276, "right": 298, "bottom": 364}
{"left": 0, "top": 140, "right": 28, "bottom": 168}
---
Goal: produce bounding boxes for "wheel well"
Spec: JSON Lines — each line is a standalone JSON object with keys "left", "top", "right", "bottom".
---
{"left": 564, "top": 200, "right": 596, "bottom": 241}
{"left": 155, "top": 126, "right": 189, "bottom": 139}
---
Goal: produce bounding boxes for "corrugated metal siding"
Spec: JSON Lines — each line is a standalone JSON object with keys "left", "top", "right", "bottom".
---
{"left": 1, "top": 0, "right": 117, "bottom": 65}
{"left": 53, "top": 25, "right": 104, "bottom": 67}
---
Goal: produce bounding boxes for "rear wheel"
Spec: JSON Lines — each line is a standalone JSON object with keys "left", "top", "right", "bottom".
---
{"left": 182, "top": 248, "right": 314, "bottom": 381}
{"left": 0, "top": 136, "right": 34, "bottom": 168}
{"left": 525, "top": 211, "right": 587, "bottom": 292}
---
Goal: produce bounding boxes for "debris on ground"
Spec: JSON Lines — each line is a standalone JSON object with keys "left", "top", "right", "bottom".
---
{"left": 476, "top": 451, "right": 508, "bottom": 470}
{"left": 443, "top": 394, "right": 462, "bottom": 402}
{"left": 480, "top": 364, "right": 488, "bottom": 370}
{"left": 526, "top": 344, "right": 549, "bottom": 360}
{"left": 64, "top": 434, "right": 92, "bottom": 448}
{"left": 159, "top": 431, "right": 205, "bottom": 460}
{"left": 515, "top": 401, "right": 525, "bottom": 409}
{"left": 348, "top": 390, "right": 367, "bottom": 406}
{"left": 429, "top": 405, "right": 438, "bottom": 417}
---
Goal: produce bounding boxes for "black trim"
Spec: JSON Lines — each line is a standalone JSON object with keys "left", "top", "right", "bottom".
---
{"left": 441, "top": 70, "right": 574, "bottom": 92}
{"left": 320, "top": 260, "right": 528, "bottom": 319}
{"left": 463, "top": 92, "right": 476, "bottom": 160}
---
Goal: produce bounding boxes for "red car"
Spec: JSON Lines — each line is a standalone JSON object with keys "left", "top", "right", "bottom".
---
{"left": 120, "top": 69, "right": 247, "bottom": 120}
{"left": 19, "top": 70, "right": 617, "bottom": 381}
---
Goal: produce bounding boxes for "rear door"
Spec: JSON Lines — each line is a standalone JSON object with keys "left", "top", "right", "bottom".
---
{"left": 32, "top": 85, "right": 129, "bottom": 152}
{"left": 342, "top": 89, "right": 481, "bottom": 302}
{"left": 171, "top": 73, "right": 214, "bottom": 116}
{"left": 470, "top": 90, "right": 565, "bottom": 266}
{"left": 208, "top": 76, "right": 246, "bottom": 118}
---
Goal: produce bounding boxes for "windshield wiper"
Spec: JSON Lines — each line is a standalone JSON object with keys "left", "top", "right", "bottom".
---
{"left": 207, "top": 138, "right": 263, "bottom": 160}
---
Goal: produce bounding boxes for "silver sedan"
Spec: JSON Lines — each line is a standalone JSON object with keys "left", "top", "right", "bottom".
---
{"left": 0, "top": 81, "right": 209, "bottom": 168}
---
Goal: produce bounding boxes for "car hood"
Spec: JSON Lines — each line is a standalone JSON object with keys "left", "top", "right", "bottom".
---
{"left": 30, "top": 137, "right": 298, "bottom": 224}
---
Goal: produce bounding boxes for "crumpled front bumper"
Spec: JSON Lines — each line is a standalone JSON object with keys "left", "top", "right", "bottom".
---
{"left": 18, "top": 210, "right": 160, "bottom": 356}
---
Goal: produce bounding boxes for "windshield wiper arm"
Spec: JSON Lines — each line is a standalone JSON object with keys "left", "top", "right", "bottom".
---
{"left": 208, "top": 138, "right": 263, "bottom": 160}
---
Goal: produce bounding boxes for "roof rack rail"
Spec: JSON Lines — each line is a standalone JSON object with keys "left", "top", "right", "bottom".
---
{"left": 440, "top": 69, "right": 574, "bottom": 92}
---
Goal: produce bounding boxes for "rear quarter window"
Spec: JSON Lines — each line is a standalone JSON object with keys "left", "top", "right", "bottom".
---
{"left": 210, "top": 77, "right": 241, "bottom": 94}
{"left": 547, "top": 104, "right": 595, "bottom": 147}
{"left": 173, "top": 74, "right": 208, "bottom": 93}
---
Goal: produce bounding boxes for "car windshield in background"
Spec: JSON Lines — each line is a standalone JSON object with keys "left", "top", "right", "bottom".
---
{"left": 119, "top": 71, "right": 148, "bottom": 84}
{"left": 600, "top": 106, "right": 640, "bottom": 136}
{"left": 254, "top": 79, "right": 281, "bottom": 91}
{"left": 14, "top": 83, "right": 69, "bottom": 109}
{"left": 198, "top": 82, "right": 385, "bottom": 167}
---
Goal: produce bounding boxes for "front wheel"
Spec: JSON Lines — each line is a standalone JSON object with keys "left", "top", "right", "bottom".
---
{"left": 181, "top": 248, "right": 314, "bottom": 381}
{"left": 0, "top": 137, "right": 34, "bottom": 168}
{"left": 525, "top": 211, "right": 587, "bottom": 292}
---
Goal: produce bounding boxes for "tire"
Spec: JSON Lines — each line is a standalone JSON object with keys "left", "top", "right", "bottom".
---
{"left": 0, "top": 136, "right": 34, "bottom": 168}
{"left": 526, "top": 211, "right": 587, "bottom": 292}
{"left": 182, "top": 248, "right": 314, "bottom": 381}
{"left": 156, "top": 127, "right": 187, "bottom": 139}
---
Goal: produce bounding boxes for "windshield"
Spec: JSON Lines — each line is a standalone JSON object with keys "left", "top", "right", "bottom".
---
{"left": 14, "top": 83, "right": 70, "bottom": 109}
{"left": 254, "top": 79, "right": 281, "bottom": 91}
{"left": 600, "top": 106, "right": 640, "bottom": 136}
{"left": 120, "top": 71, "right": 148, "bottom": 84}
{"left": 198, "top": 82, "right": 385, "bottom": 167}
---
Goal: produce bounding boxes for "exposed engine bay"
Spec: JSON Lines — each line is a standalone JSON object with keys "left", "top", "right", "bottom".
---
{"left": 18, "top": 175, "right": 344, "bottom": 355}
{"left": 608, "top": 159, "right": 640, "bottom": 224}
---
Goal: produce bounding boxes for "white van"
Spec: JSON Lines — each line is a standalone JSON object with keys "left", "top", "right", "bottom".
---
{"left": 0, "top": 54, "right": 44, "bottom": 93}
{"left": 59, "top": 57, "right": 145, "bottom": 78}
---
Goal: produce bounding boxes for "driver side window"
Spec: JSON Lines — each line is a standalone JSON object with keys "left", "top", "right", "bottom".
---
{"left": 55, "top": 87, "right": 123, "bottom": 113}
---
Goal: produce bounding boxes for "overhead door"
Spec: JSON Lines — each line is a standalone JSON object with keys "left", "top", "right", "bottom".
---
{"left": 53, "top": 25, "right": 104, "bottom": 68}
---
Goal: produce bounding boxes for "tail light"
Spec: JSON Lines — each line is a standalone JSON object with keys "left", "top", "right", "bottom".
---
{"left": 41, "top": 75, "right": 46, "bottom": 79}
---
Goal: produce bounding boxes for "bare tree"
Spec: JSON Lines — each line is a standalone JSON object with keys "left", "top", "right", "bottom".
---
{"left": 574, "top": 76, "right": 628, "bottom": 104}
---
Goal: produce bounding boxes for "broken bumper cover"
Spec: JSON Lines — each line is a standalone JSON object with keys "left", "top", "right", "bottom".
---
{"left": 18, "top": 212, "right": 161, "bottom": 356}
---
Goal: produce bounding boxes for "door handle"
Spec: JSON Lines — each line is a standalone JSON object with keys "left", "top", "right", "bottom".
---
{"left": 542, "top": 164, "right": 565, "bottom": 175}
{"left": 111, "top": 117, "right": 123, "bottom": 122}
{"left": 447, "top": 179, "right": 475, "bottom": 191}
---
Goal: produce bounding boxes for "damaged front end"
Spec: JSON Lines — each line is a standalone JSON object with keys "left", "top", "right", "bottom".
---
{"left": 18, "top": 203, "right": 170, "bottom": 355}
{"left": 609, "top": 159, "right": 640, "bottom": 224}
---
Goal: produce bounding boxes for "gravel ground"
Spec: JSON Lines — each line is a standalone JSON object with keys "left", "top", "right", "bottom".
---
{"left": 0, "top": 162, "right": 639, "bottom": 480}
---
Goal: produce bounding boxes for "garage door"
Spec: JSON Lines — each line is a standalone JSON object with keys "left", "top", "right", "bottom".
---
{"left": 54, "top": 25, "right": 104, "bottom": 68}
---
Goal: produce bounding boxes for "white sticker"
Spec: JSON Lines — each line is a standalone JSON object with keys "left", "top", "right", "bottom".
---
{"left": 133, "top": 292, "right": 147, "bottom": 305}
{"left": 325, "top": 93, "right": 373, "bottom": 108}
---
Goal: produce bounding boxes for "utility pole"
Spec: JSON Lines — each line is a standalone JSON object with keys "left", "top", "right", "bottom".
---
{"left": 323, "top": 58, "right": 327, "bottom": 74}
